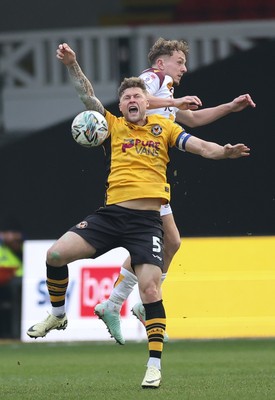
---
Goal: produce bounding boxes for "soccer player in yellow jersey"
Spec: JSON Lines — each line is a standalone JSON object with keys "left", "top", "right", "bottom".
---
{"left": 54, "top": 40, "right": 256, "bottom": 346}
{"left": 27, "top": 72, "right": 250, "bottom": 388}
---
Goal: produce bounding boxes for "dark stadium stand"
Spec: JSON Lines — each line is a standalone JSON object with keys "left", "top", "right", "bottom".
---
{"left": 0, "top": 40, "right": 274, "bottom": 239}
{"left": 174, "top": 0, "right": 275, "bottom": 23}
{"left": 100, "top": 0, "right": 275, "bottom": 26}
{"left": 100, "top": 0, "right": 182, "bottom": 25}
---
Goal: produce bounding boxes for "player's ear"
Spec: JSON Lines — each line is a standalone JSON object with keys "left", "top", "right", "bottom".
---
{"left": 156, "top": 57, "right": 164, "bottom": 70}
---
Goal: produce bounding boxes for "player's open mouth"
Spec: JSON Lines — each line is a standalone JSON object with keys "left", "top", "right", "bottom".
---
{"left": 129, "top": 106, "right": 138, "bottom": 114}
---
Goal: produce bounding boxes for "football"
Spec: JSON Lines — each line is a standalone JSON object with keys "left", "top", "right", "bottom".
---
{"left": 71, "top": 110, "right": 108, "bottom": 148}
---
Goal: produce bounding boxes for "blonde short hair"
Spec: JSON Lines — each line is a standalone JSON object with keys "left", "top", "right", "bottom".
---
{"left": 118, "top": 77, "right": 147, "bottom": 99}
{"left": 148, "top": 37, "right": 189, "bottom": 65}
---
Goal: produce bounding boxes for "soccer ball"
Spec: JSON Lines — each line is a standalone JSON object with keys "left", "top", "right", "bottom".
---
{"left": 71, "top": 110, "right": 108, "bottom": 148}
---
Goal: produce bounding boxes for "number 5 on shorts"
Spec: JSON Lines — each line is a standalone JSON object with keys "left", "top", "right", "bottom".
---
{"left": 152, "top": 236, "right": 162, "bottom": 252}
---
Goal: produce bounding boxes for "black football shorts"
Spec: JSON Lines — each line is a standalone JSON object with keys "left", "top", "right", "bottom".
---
{"left": 69, "top": 204, "right": 164, "bottom": 270}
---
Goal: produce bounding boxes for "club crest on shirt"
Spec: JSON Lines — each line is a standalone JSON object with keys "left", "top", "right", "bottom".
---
{"left": 143, "top": 74, "right": 157, "bottom": 85}
{"left": 151, "top": 124, "right": 162, "bottom": 136}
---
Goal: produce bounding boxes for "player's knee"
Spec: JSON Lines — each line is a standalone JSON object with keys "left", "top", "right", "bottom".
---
{"left": 164, "top": 236, "right": 181, "bottom": 258}
{"left": 46, "top": 247, "right": 64, "bottom": 267}
{"left": 173, "top": 237, "right": 182, "bottom": 254}
{"left": 142, "top": 285, "right": 159, "bottom": 303}
{"left": 122, "top": 255, "right": 131, "bottom": 270}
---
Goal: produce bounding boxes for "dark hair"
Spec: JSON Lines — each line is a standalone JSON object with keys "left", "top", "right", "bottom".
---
{"left": 118, "top": 77, "right": 147, "bottom": 99}
{"left": 148, "top": 37, "right": 189, "bottom": 65}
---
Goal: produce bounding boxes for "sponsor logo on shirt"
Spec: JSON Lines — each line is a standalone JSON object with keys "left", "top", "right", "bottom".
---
{"left": 122, "top": 138, "right": 160, "bottom": 156}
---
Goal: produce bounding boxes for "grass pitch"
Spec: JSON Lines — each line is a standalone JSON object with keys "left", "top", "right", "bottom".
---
{"left": 0, "top": 339, "right": 274, "bottom": 400}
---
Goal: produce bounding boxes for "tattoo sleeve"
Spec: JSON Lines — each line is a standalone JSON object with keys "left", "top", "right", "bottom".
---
{"left": 67, "top": 62, "right": 105, "bottom": 115}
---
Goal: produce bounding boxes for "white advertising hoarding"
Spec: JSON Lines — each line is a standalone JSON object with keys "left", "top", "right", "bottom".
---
{"left": 21, "top": 240, "right": 146, "bottom": 342}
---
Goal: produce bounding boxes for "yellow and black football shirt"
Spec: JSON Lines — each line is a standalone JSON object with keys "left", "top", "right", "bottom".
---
{"left": 103, "top": 110, "right": 191, "bottom": 205}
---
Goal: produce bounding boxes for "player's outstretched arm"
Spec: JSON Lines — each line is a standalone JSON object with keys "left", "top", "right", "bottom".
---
{"left": 56, "top": 43, "right": 77, "bottom": 66}
{"left": 56, "top": 43, "right": 104, "bottom": 113}
{"left": 229, "top": 94, "right": 256, "bottom": 112}
{"left": 185, "top": 135, "right": 250, "bottom": 160}
{"left": 146, "top": 93, "right": 202, "bottom": 111}
{"left": 176, "top": 94, "right": 256, "bottom": 128}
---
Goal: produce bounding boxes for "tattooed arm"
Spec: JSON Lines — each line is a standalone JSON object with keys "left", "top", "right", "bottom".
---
{"left": 56, "top": 42, "right": 105, "bottom": 115}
